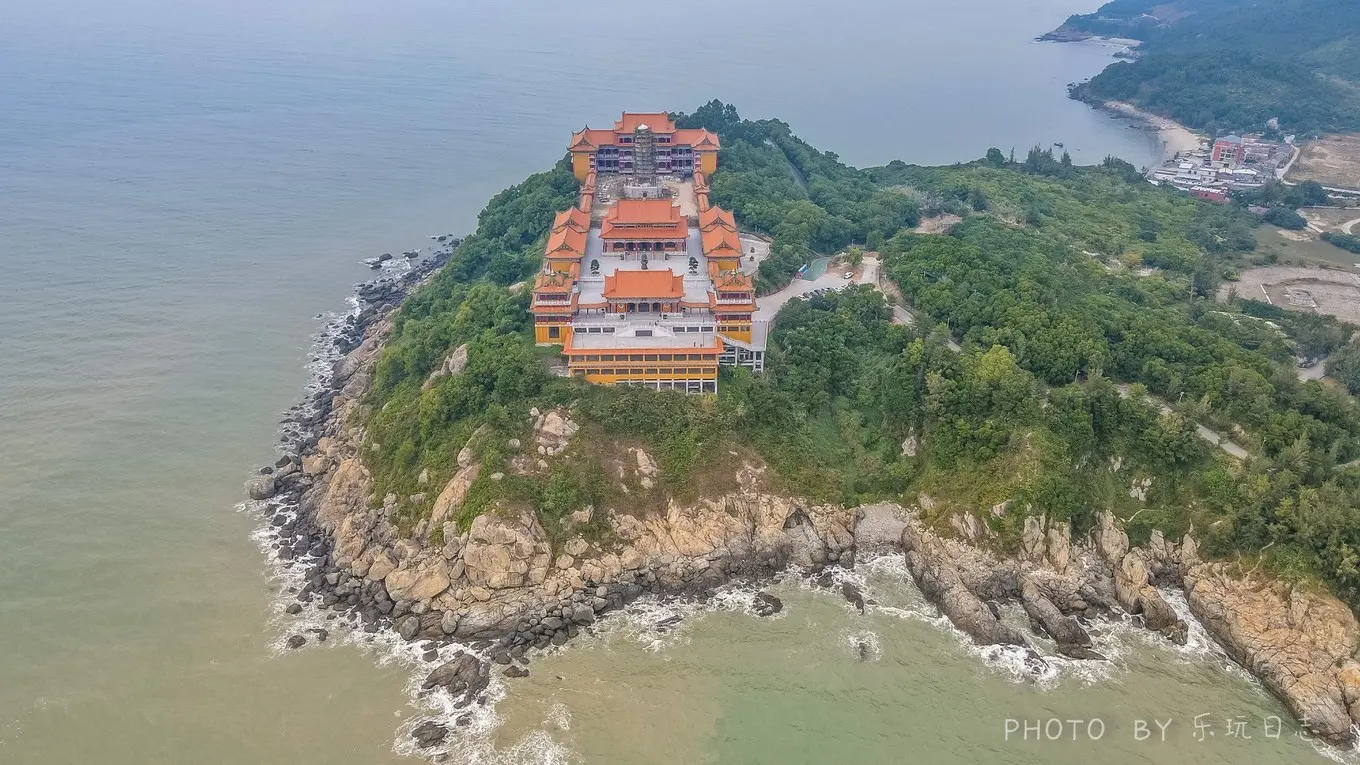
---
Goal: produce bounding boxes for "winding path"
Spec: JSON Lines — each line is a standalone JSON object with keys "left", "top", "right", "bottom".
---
{"left": 1116, "top": 385, "right": 1249, "bottom": 460}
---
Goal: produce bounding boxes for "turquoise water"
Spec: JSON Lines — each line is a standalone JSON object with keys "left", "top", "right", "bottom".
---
{"left": 802, "top": 256, "right": 835, "bottom": 279}
{"left": 1, "top": 1, "right": 1289, "bottom": 763}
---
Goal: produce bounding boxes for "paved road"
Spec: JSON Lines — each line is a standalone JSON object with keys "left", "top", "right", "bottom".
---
{"left": 1116, "top": 384, "right": 1249, "bottom": 460}
{"left": 753, "top": 257, "right": 875, "bottom": 320}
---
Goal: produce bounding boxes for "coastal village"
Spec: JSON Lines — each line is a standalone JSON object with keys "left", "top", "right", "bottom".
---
{"left": 531, "top": 112, "right": 764, "bottom": 393}
{"left": 1148, "top": 129, "right": 1296, "bottom": 202}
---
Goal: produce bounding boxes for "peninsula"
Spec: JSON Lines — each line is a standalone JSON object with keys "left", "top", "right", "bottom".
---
{"left": 250, "top": 102, "right": 1360, "bottom": 753}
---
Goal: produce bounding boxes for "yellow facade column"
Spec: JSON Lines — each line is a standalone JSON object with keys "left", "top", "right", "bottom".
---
{"left": 572, "top": 153, "right": 592, "bottom": 181}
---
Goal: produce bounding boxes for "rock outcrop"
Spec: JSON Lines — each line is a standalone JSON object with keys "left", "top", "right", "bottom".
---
{"left": 1185, "top": 563, "right": 1360, "bottom": 745}
{"left": 253, "top": 254, "right": 1360, "bottom": 754}
{"left": 902, "top": 521, "right": 1028, "bottom": 647}
{"left": 422, "top": 342, "right": 469, "bottom": 390}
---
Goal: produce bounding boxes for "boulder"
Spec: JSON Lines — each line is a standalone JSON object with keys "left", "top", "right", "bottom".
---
{"left": 385, "top": 562, "right": 452, "bottom": 604}
{"left": 301, "top": 454, "right": 330, "bottom": 476}
{"left": 534, "top": 409, "right": 579, "bottom": 450}
{"left": 841, "top": 582, "right": 866, "bottom": 614}
{"left": 422, "top": 342, "right": 470, "bottom": 390}
{"left": 753, "top": 591, "right": 783, "bottom": 617}
{"left": 462, "top": 511, "right": 550, "bottom": 589}
{"left": 246, "top": 476, "right": 277, "bottom": 501}
{"left": 396, "top": 615, "right": 421, "bottom": 640}
{"left": 428, "top": 463, "right": 480, "bottom": 530}
{"left": 423, "top": 652, "right": 490, "bottom": 698}
{"left": 411, "top": 721, "right": 448, "bottom": 749}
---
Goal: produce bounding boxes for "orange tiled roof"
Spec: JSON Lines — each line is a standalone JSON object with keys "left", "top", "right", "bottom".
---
{"left": 710, "top": 265, "right": 753, "bottom": 291}
{"left": 698, "top": 206, "right": 737, "bottom": 232}
{"left": 602, "top": 271, "right": 685, "bottom": 300}
{"left": 569, "top": 128, "right": 618, "bottom": 152}
{"left": 614, "top": 112, "right": 676, "bottom": 134}
{"left": 553, "top": 206, "right": 591, "bottom": 233}
{"left": 545, "top": 227, "right": 586, "bottom": 258}
{"left": 600, "top": 199, "right": 687, "bottom": 239}
{"left": 673, "top": 128, "right": 720, "bottom": 150}
{"left": 609, "top": 199, "right": 680, "bottom": 224}
{"left": 701, "top": 227, "right": 742, "bottom": 257}
{"left": 533, "top": 276, "right": 575, "bottom": 293}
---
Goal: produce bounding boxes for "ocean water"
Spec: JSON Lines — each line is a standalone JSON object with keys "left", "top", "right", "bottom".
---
{"left": 1, "top": 0, "right": 1333, "bottom": 763}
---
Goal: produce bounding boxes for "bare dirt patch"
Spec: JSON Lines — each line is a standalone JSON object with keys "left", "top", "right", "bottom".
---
{"left": 914, "top": 213, "right": 962, "bottom": 235}
{"left": 1288, "top": 134, "right": 1360, "bottom": 190}
{"left": 1227, "top": 265, "right": 1360, "bottom": 323}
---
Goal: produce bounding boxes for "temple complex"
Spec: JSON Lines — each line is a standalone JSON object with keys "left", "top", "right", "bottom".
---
{"left": 533, "top": 111, "right": 764, "bottom": 393}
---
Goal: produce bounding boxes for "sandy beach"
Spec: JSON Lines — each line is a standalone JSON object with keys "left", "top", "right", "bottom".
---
{"left": 1103, "top": 99, "right": 1204, "bottom": 163}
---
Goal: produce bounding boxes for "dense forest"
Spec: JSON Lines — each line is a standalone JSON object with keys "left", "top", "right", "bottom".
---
{"left": 1059, "top": 0, "right": 1360, "bottom": 133}
{"left": 359, "top": 102, "right": 1360, "bottom": 605}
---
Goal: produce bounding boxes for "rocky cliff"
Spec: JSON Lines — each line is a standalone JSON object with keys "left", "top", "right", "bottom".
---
{"left": 250, "top": 266, "right": 1360, "bottom": 750}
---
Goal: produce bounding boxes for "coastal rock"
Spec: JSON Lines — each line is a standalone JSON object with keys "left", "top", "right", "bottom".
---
{"left": 901, "top": 521, "right": 1028, "bottom": 648}
{"left": 841, "top": 582, "right": 866, "bottom": 614}
{"left": 753, "top": 591, "right": 783, "bottom": 617}
{"left": 246, "top": 476, "right": 277, "bottom": 501}
{"left": 424, "top": 652, "right": 491, "bottom": 697}
{"left": 314, "top": 458, "right": 371, "bottom": 533}
{"left": 1094, "top": 511, "right": 1129, "bottom": 565}
{"left": 1113, "top": 550, "right": 1187, "bottom": 644}
{"left": 301, "top": 454, "right": 330, "bottom": 476}
{"left": 411, "top": 721, "right": 448, "bottom": 749}
{"left": 385, "top": 561, "right": 452, "bottom": 603}
{"left": 1020, "top": 577, "right": 1094, "bottom": 658}
{"left": 462, "top": 511, "right": 550, "bottom": 590}
{"left": 852, "top": 503, "right": 910, "bottom": 556}
{"left": 1185, "top": 562, "right": 1360, "bottom": 746}
{"left": 333, "top": 337, "right": 380, "bottom": 385}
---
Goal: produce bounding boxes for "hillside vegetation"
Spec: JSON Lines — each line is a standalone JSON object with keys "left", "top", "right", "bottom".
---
{"left": 1059, "top": 0, "right": 1360, "bottom": 133}
{"left": 358, "top": 103, "right": 1360, "bottom": 605}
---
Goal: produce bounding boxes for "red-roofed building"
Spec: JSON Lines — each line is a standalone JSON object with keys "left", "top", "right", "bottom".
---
{"left": 599, "top": 199, "right": 688, "bottom": 253}
{"left": 569, "top": 111, "right": 720, "bottom": 180}
{"left": 552, "top": 206, "right": 591, "bottom": 234}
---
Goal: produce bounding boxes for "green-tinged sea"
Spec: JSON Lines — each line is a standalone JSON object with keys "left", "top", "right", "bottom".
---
{"left": 1, "top": 0, "right": 1346, "bottom": 763}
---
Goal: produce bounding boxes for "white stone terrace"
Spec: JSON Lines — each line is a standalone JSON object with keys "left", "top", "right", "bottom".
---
{"left": 576, "top": 227, "right": 712, "bottom": 308}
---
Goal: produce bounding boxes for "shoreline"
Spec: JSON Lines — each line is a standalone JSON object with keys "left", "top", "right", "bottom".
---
{"left": 1040, "top": 28, "right": 1202, "bottom": 167}
{"left": 1097, "top": 99, "right": 1204, "bottom": 166}
{"left": 242, "top": 252, "right": 1360, "bottom": 756}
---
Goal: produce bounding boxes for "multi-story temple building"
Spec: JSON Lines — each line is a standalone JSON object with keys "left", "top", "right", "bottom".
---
{"left": 533, "top": 112, "right": 764, "bottom": 394}
{"left": 567, "top": 112, "right": 721, "bottom": 181}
